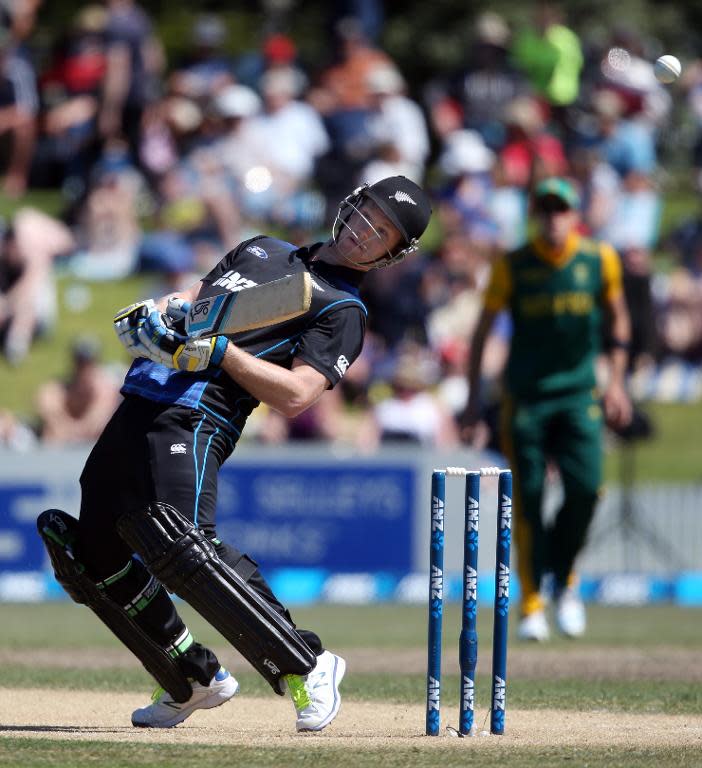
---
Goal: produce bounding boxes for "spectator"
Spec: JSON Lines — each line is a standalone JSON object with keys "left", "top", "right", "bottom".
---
{"left": 36, "top": 335, "right": 121, "bottom": 445}
{"left": 511, "top": 3, "right": 583, "bottom": 109}
{"left": 68, "top": 142, "right": 142, "bottom": 281}
{"left": 35, "top": 6, "right": 107, "bottom": 193}
{"left": 0, "top": 408, "right": 36, "bottom": 450}
{"left": 98, "top": 0, "right": 163, "bottom": 166}
{"left": 361, "top": 247, "right": 430, "bottom": 350}
{"left": 363, "top": 345, "right": 458, "bottom": 449}
{"left": 656, "top": 268, "right": 702, "bottom": 364}
{"left": 569, "top": 145, "right": 620, "bottom": 238}
{"left": 168, "top": 15, "right": 235, "bottom": 103}
{"left": 681, "top": 59, "right": 702, "bottom": 190}
{"left": 590, "top": 89, "right": 657, "bottom": 179}
{"left": 656, "top": 214, "right": 702, "bottom": 363}
{"left": 436, "top": 129, "right": 496, "bottom": 237}
{"left": 499, "top": 95, "right": 568, "bottom": 187}
{"left": 234, "top": 32, "right": 307, "bottom": 96}
{"left": 232, "top": 67, "right": 329, "bottom": 229}
{"left": 361, "top": 64, "right": 429, "bottom": 184}
{"left": 435, "top": 12, "right": 528, "bottom": 151}
{"left": 312, "top": 17, "right": 394, "bottom": 208}
{"left": 599, "top": 171, "right": 661, "bottom": 252}
{"left": 317, "top": 16, "right": 393, "bottom": 113}
{"left": 0, "top": 22, "right": 39, "bottom": 196}
{"left": 0, "top": 208, "right": 74, "bottom": 364}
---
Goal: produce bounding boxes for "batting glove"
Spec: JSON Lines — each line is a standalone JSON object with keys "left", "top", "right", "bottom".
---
{"left": 113, "top": 299, "right": 156, "bottom": 358}
{"left": 137, "top": 307, "right": 228, "bottom": 373}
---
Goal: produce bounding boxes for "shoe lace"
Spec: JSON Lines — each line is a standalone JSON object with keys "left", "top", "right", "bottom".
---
{"left": 284, "top": 674, "right": 311, "bottom": 711}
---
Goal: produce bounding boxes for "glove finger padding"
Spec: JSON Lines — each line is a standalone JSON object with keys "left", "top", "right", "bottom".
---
{"left": 137, "top": 309, "right": 227, "bottom": 372}
{"left": 136, "top": 310, "right": 184, "bottom": 367}
{"left": 113, "top": 299, "right": 156, "bottom": 355}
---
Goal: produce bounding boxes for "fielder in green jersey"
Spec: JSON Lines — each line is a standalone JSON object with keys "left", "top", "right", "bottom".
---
{"left": 464, "top": 177, "right": 632, "bottom": 641}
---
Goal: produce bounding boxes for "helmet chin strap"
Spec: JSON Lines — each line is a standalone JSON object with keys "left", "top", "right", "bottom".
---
{"left": 332, "top": 185, "right": 419, "bottom": 269}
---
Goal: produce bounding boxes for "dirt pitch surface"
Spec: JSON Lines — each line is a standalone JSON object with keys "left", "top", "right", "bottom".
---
{"left": 1, "top": 688, "right": 701, "bottom": 750}
{"left": 2, "top": 646, "right": 701, "bottom": 750}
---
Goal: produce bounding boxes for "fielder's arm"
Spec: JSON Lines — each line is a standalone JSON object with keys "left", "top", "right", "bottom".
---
{"left": 465, "top": 307, "right": 498, "bottom": 421}
{"left": 602, "top": 291, "right": 632, "bottom": 429}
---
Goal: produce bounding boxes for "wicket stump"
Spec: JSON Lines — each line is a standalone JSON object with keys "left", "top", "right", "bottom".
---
{"left": 425, "top": 466, "right": 512, "bottom": 736}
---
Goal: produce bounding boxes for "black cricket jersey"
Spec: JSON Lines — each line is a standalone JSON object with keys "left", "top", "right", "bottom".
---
{"left": 121, "top": 236, "right": 368, "bottom": 440}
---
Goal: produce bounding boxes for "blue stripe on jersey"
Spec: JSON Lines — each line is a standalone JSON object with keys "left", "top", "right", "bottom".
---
{"left": 313, "top": 297, "right": 368, "bottom": 317}
{"left": 253, "top": 300, "right": 366, "bottom": 359}
{"left": 254, "top": 336, "right": 299, "bottom": 359}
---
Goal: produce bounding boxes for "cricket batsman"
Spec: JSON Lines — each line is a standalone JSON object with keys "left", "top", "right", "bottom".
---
{"left": 37, "top": 177, "right": 432, "bottom": 728}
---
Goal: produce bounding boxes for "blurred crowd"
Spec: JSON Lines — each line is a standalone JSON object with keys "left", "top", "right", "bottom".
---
{"left": 1, "top": 0, "right": 702, "bottom": 450}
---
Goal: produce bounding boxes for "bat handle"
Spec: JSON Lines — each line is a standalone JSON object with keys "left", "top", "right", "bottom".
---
{"left": 162, "top": 313, "right": 186, "bottom": 336}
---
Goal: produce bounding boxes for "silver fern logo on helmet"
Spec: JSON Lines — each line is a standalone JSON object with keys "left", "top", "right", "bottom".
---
{"left": 332, "top": 184, "right": 420, "bottom": 269}
{"left": 389, "top": 191, "right": 416, "bottom": 205}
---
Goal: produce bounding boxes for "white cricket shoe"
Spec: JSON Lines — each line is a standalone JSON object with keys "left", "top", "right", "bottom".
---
{"left": 555, "top": 588, "right": 586, "bottom": 638}
{"left": 131, "top": 667, "right": 239, "bottom": 728}
{"left": 517, "top": 610, "right": 550, "bottom": 642}
{"left": 284, "top": 650, "right": 346, "bottom": 732}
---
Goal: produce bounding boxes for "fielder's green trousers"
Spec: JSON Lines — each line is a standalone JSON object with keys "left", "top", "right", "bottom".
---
{"left": 499, "top": 388, "right": 603, "bottom": 616}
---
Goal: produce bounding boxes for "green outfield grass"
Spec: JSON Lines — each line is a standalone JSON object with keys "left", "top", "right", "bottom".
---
{"left": 1, "top": 738, "right": 700, "bottom": 768}
{"left": 4, "top": 602, "right": 702, "bottom": 650}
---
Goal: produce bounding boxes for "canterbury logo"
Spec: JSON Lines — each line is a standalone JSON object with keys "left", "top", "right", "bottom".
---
{"left": 389, "top": 191, "right": 416, "bottom": 205}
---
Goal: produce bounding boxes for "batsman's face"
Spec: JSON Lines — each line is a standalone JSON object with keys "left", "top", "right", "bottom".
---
{"left": 335, "top": 199, "right": 403, "bottom": 270}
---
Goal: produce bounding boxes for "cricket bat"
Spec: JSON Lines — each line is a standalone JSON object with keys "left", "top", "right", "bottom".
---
{"left": 184, "top": 272, "right": 312, "bottom": 338}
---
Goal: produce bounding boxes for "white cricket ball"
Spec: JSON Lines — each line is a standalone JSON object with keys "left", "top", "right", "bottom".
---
{"left": 654, "top": 55, "right": 681, "bottom": 84}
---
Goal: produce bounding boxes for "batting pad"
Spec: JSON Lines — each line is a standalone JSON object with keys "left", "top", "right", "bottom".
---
{"left": 37, "top": 509, "right": 193, "bottom": 703}
{"left": 117, "top": 502, "right": 316, "bottom": 693}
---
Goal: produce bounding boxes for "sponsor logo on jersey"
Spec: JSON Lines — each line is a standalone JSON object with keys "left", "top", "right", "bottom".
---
{"left": 389, "top": 191, "right": 416, "bottom": 205}
{"left": 246, "top": 245, "right": 269, "bottom": 259}
{"left": 170, "top": 443, "right": 187, "bottom": 455}
{"left": 334, "top": 354, "right": 350, "bottom": 377}
{"left": 212, "top": 270, "right": 258, "bottom": 292}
